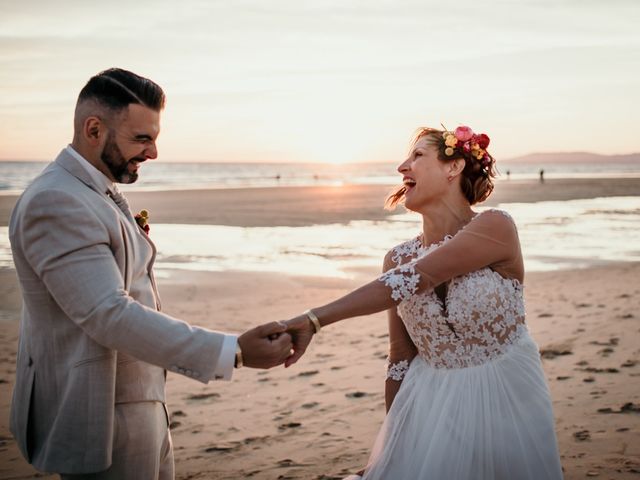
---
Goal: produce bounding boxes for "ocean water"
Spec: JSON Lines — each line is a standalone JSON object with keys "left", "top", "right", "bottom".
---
{"left": 1, "top": 196, "right": 639, "bottom": 277}
{"left": 1, "top": 160, "right": 639, "bottom": 195}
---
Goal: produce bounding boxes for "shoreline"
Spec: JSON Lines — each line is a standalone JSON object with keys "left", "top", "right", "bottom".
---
{"left": 1, "top": 177, "right": 639, "bottom": 227}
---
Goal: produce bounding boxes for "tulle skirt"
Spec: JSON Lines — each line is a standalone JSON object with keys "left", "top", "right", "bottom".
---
{"left": 361, "top": 332, "right": 563, "bottom": 479}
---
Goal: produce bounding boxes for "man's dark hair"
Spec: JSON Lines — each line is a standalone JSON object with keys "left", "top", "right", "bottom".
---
{"left": 77, "top": 68, "right": 165, "bottom": 112}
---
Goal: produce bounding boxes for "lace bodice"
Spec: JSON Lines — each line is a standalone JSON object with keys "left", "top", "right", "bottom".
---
{"left": 380, "top": 211, "right": 527, "bottom": 369}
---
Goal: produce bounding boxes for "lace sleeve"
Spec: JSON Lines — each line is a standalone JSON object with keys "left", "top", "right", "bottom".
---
{"left": 413, "top": 209, "right": 522, "bottom": 290}
{"left": 378, "top": 261, "right": 421, "bottom": 302}
{"left": 386, "top": 358, "right": 410, "bottom": 381}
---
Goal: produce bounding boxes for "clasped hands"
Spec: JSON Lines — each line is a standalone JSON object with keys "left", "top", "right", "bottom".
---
{"left": 236, "top": 314, "right": 316, "bottom": 369}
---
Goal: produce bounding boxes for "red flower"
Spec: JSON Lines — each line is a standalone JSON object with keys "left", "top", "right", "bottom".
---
{"left": 454, "top": 126, "right": 474, "bottom": 142}
{"left": 475, "top": 133, "right": 490, "bottom": 149}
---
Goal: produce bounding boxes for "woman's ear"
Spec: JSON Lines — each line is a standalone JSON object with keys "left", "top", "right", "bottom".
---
{"left": 449, "top": 158, "right": 465, "bottom": 178}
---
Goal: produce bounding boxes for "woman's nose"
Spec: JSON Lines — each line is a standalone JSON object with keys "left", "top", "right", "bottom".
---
{"left": 397, "top": 157, "right": 410, "bottom": 173}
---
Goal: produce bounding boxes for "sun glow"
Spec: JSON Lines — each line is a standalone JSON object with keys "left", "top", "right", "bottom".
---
{"left": 0, "top": 1, "right": 639, "bottom": 162}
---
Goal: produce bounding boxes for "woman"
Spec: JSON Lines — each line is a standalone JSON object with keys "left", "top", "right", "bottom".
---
{"left": 284, "top": 126, "right": 563, "bottom": 479}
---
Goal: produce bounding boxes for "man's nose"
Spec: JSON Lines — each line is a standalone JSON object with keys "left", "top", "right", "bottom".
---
{"left": 145, "top": 142, "right": 158, "bottom": 160}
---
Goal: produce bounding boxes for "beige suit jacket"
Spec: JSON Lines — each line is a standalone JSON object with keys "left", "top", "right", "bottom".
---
{"left": 9, "top": 149, "right": 227, "bottom": 474}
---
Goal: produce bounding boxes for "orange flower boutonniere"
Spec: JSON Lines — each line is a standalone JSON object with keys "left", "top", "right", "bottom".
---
{"left": 135, "top": 209, "right": 150, "bottom": 234}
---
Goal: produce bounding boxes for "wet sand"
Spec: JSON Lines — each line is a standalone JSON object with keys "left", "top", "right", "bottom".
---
{"left": 1, "top": 177, "right": 639, "bottom": 227}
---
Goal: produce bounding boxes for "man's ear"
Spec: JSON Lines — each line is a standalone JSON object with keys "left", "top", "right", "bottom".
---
{"left": 83, "top": 116, "right": 105, "bottom": 147}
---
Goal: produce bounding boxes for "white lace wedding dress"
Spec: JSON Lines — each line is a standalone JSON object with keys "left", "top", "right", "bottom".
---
{"left": 356, "top": 211, "right": 563, "bottom": 479}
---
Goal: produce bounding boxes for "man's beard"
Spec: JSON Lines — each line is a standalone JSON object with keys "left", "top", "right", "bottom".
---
{"left": 101, "top": 133, "right": 140, "bottom": 184}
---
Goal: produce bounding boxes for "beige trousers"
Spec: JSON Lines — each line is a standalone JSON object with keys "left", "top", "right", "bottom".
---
{"left": 60, "top": 402, "right": 174, "bottom": 480}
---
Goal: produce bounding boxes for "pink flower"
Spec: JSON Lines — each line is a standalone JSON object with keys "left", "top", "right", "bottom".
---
{"left": 462, "top": 141, "right": 471, "bottom": 153}
{"left": 475, "top": 133, "right": 490, "bottom": 149}
{"left": 454, "top": 126, "right": 474, "bottom": 142}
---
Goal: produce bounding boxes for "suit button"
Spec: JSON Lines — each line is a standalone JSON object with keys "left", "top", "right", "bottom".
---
{"left": 28, "top": 357, "right": 33, "bottom": 366}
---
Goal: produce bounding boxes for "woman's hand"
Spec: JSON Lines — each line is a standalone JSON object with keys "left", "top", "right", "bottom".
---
{"left": 282, "top": 314, "right": 315, "bottom": 367}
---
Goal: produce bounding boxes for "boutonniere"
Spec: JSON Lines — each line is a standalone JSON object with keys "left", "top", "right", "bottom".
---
{"left": 135, "top": 209, "right": 150, "bottom": 234}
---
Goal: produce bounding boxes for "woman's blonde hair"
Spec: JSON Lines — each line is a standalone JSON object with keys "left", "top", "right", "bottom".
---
{"left": 385, "top": 127, "right": 497, "bottom": 209}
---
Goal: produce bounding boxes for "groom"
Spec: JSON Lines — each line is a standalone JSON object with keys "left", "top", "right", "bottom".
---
{"left": 8, "top": 68, "right": 293, "bottom": 479}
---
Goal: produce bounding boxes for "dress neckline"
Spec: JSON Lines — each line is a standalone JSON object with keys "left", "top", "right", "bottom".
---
{"left": 417, "top": 211, "right": 481, "bottom": 250}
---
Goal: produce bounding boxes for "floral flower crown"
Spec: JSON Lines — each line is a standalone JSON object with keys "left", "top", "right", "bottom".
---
{"left": 441, "top": 125, "right": 494, "bottom": 172}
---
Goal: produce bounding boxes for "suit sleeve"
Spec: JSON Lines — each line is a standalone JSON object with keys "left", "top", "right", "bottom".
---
{"left": 16, "top": 189, "right": 231, "bottom": 383}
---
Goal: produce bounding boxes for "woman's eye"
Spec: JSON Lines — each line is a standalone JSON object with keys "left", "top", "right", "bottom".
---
{"left": 415, "top": 152, "right": 422, "bottom": 157}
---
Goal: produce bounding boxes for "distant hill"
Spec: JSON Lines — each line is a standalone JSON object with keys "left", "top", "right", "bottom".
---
{"left": 503, "top": 152, "right": 640, "bottom": 164}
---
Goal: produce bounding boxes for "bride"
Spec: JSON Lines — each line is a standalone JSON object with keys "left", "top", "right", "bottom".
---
{"left": 283, "top": 126, "right": 563, "bottom": 479}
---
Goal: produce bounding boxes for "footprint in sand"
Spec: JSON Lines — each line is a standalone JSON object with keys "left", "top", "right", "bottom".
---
{"left": 204, "top": 445, "right": 236, "bottom": 453}
{"left": 187, "top": 392, "right": 220, "bottom": 401}
{"left": 590, "top": 338, "right": 619, "bottom": 346}
{"left": 597, "top": 402, "right": 640, "bottom": 414}
{"left": 297, "top": 370, "right": 319, "bottom": 377}
{"left": 573, "top": 430, "right": 591, "bottom": 441}
{"left": 540, "top": 347, "right": 573, "bottom": 359}
{"left": 598, "top": 347, "right": 615, "bottom": 357}
{"left": 278, "top": 422, "right": 302, "bottom": 431}
{"left": 346, "top": 391, "right": 369, "bottom": 399}
{"left": 581, "top": 367, "right": 620, "bottom": 374}
{"left": 317, "top": 353, "right": 334, "bottom": 358}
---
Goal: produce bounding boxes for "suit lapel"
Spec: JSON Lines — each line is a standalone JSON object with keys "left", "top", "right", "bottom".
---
{"left": 55, "top": 148, "right": 162, "bottom": 310}
{"left": 137, "top": 229, "right": 162, "bottom": 311}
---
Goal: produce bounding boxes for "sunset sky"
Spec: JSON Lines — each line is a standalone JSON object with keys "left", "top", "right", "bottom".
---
{"left": 1, "top": 0, "right": 639, "bottom": 164}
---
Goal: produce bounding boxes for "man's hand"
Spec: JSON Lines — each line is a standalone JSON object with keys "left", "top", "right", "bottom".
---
{"left": 238, "top": 322, "right": 293, "bottom": 369}
{"left": 282, "top": 314, "right": 316, "bottom": 368}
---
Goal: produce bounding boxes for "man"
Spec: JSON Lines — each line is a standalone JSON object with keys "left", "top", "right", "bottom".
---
{"left": 8, "top": 68, "right": 293, "bottom": 479}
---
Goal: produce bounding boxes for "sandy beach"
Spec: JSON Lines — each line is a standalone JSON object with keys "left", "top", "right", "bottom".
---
{"left": 1, "top": 177, "right": 639, "bottom": 479}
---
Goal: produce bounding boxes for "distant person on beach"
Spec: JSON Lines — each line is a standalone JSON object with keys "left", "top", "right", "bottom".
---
{"left": 540, "top": 168, "right": 545, "bottom": 183}
{"left": 506, "top": 168, "right": 511, "bottom": 179}
{"left": 283, "top": 126, "right": 563, "bottom": 479}
{"left": 8, "top": 68, "right": 292, "bottom": 479}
